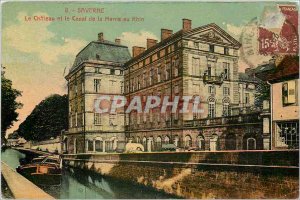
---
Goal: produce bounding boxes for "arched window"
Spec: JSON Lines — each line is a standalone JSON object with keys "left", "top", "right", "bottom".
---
{"left": 94, "top": 137, "right": 103, "bottom": 152}
{"left": 210, "top": 134, "right": 218, "bottom": 151}
{"left": 136, "top": 136, "right": 141, "bottom": 144}
{"left": 222, "top": 97, "right": 231, "bottom": 116}
{"left": 147, "top": 137, "right": 154, "bottom": 152}
{"left": 225, "top": 133, "right": 236, "bottom": 150}
{"left": 108, "top": 137, "right": 117, "bottom": 152}
{"left": 173, "top": 136, "right": 179, "bottom": 147}
{"left": 164, "top": 136, "right": 170, "bottom": 144}
{"left": 208, "top": 97, "right": 216, "bottom": 118}
{"left": 196, "top": 135, "right": 205, "bottom": 150}
{"left": 156, "top": 136, "right": 162, "bottom": 151}
{"left": 142, "top": 137, "right": 147, "bottom": 150}
{"left": 87, "top": 140, "right": 94, "bottom": 152}
{"left": 184, "top": 135, "right": 192, "bottom": 148}
{"left": 247, "top": 138, "right": 256, "bottom": 150}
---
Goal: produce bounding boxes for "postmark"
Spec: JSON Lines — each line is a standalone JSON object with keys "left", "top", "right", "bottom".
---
{"left": 239, "top": 4, "right": 298, "bottom": 69}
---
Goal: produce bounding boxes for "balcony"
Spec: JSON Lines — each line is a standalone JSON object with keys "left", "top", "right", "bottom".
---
{"left": 203, "top": 74, "right": 223, "bottom": 85}
{"left": 183, "top": 112, "right": 262, "bottom": 128}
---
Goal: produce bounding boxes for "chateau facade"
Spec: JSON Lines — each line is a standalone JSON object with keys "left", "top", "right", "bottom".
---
{"left": 123, "top": 19, "right": 261, "bottom": 152}
{"left": 65, "top": 19, "right": 263, "bottom": 154}
{"left": 65, "top": 33, "right": 131, "bottom": 153}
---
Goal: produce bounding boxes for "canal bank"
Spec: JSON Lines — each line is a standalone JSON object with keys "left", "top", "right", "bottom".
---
{"left": 63, "top": 150, "right": 299, "bottom": 199}
{"left": 1, "top": 161, "right": 54, "bottom": 199}
{"left": 1, "top": 148, "right": 179, "bottom": 199}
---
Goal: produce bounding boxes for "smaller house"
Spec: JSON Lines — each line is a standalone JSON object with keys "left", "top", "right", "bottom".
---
{"left": 255, "top": 56, "right": 299, "bottom": 150}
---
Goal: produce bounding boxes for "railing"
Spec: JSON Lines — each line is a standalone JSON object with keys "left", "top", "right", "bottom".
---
{"left": 203, "top": 74, "right": 223, "bottom": 85}
{"left": 183, "top": 112, "right": 262, "bottom": 127}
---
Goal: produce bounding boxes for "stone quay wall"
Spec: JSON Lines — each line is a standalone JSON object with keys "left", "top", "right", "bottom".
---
{"left": 63, "top": 150, "right": 299, "bottom": 199}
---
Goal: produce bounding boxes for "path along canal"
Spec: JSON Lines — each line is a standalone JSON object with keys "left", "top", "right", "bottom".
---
{"left": 1, "top": 148, "right": 178, "bottom": 199}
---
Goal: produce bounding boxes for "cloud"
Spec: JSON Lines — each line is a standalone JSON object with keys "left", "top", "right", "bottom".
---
{"left": 225, "top": 23, "right": 243, "bottom": 40}
{"left": 118, "top": 31, "right": 159, "bottom": 54}
{"left": 3, "top": 12, "right": 86, "bottom": 65}
{"left": 3, "top": 11, "right": 87, "bottom": 134}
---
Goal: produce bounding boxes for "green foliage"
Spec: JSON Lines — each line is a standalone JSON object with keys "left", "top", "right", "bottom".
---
{"left": 7, "top": 131, "right": 19, "bottom": 139}
{"left": 1, "top": 75, "right": 23, "bottom": 137}
{"left": 255, "top": 81, "right": 270, "bottom": 107}
{"left": 17, "top": 94, "right": 68, "bottom": 141}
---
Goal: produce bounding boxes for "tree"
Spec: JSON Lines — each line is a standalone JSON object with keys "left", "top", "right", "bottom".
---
{"left": 17, "top": 94, "right": 68, "bottom": 141}
{"left": 1, "top": 74, "right": 23, "bottom": 142}
{"left": 255, "top": 81, "right": 270, "bottom": 108}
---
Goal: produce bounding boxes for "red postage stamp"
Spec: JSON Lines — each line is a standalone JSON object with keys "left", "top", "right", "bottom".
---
{"left": 258, "top": 5, "right": 298, "bottom": 55}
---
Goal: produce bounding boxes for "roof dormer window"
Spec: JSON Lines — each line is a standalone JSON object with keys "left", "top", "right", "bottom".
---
{"left": 96, "top": 54, "right": 100, "bottom": 60}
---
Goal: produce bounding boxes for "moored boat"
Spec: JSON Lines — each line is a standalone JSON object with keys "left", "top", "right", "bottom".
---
{"left": 16, "top": 155, "right": 62, "bottom": 186}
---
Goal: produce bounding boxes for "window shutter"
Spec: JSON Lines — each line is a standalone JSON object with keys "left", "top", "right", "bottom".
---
{"left": 282, "top": 83, "right": 288, "bottom": 105}
{"left": 287, "top": 80, "right": 296, "bottom": 104}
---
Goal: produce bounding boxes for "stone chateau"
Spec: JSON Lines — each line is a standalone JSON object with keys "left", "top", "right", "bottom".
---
{"left": 64, "top": 19, "right": 265, "bottom": 154}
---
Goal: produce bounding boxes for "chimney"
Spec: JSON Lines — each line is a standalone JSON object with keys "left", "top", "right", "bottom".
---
{"left": 132, "top": 46, "right": 146, "bottom": 57}
{"left": 147, "top": 38, "right": 157, "bottom": 49}
{"left": 98, "top": 32, "right": 104, "bottom": 41}
{"left": 182, "top": 19, "right": 192, "bottom": 31}
{"left": 161, "top": 29, "right": 173, "bottom": 41}
{"left": 115, "top": 38, "right": 121, "bottom": 45}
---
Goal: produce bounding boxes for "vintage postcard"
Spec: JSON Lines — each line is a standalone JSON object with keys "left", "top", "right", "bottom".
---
{"left": 1, "top": 0, "right": 299, "bottom": 199}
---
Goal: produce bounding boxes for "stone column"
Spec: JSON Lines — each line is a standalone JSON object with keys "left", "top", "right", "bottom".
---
{"left": 93, "top": 140, "right": 96, "bottom": 152}
{"left": 103, "top": 140, "right": 106, "bottom": 152}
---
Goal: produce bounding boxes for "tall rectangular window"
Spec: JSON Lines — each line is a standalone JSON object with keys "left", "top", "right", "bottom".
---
{"left": 245, "top": 93, "right": 250, "bottom": 104}
{"left": 70, "top": 114, "right": 73, "bottom": 128}
{"left": 223, "top": 63, "right": 230, "bottom": 80}
{"left": 282, "top": 80, "right": 296, "bottom": 105}
{"left": 75, "top": 112, "right": 78, "bottom": 127}
{"left": 223, "top": 104, "right": 230, "bottom": 116}
{"left": 150, "top": 69, "right": 154, "bottom": 85}
{"left": 208, "top": 103, "right": 215, "bottom": 118}
{"left": 157, "top": 68, "right": 161, "bottom": 82}
{"left": 192, "top": 57, "right": 200, "bottom": 76}
{"left": 95, "top": 140, "right": 103, "bottom": 152}
{"left": 207, "top": 64, "right": 212, "bottom": 77}
{"left": 143, "top": 72, "right": 147, "bottom": 87}
{"left": 94, "top": 113, "right": 101, "bottom": 125}
{"left": 208, "top": 85, "right": 215, "bottom": 94}
{"left": 94, "top": 79, "right": 101, "bottom": 92}
{"left": 224, "top": 47, "right": 229, "bottom": 55}
{"left": 87, "top": 140, "right": 93, "bottom": 151}
{"left": 165, "top": 64, "right": 170, "bottom": 80}
{"left": 209, "top": 44, "right": 214, "bottom": 53}
{"left": 223, "top": 87, "right": 230, "bottom": 95}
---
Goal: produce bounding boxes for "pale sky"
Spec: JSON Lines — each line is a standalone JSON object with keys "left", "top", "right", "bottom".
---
{"left": 2, "top": 1, "right": 296, "bottom": 134}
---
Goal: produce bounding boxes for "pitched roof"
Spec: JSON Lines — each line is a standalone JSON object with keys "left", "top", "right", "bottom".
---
{"left": 125, "top": 23, "right": 241, "bottom": 67}
{"left": 254, "top": 56, "right": 299, "bottom": 82}
{"left": 70, "top": 40, "right": 131, "bottom": 72}
{"left": 239, "top": 72, "right": 260, "bottom": 83}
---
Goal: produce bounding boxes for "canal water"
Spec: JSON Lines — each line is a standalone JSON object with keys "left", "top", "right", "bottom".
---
{"left": 1, "top": 148, "right": 178, "bottom": 199}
